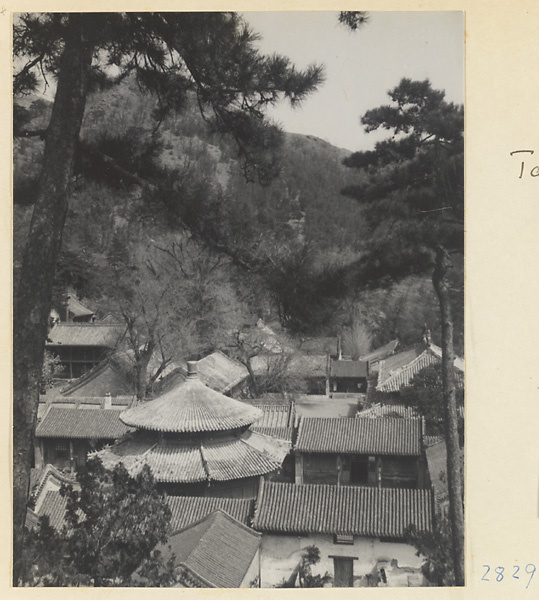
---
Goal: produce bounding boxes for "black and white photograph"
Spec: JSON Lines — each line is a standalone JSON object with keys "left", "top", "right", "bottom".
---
{"left": 12, "top": 10, "right": 466, "bottom": 588}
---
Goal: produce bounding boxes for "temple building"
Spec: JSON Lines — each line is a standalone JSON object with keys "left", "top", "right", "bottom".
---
{"left": 96, "top": 362, "right": 290, "bottom": 499}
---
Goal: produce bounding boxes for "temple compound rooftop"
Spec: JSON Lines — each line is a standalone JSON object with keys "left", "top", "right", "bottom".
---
{"left": 96, "top": 361, "right": 290, "bottom": 497}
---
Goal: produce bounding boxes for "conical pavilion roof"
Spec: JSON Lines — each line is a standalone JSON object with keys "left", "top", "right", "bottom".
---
{"left": 120, "top": 362, "right": 262, "bottom": 433}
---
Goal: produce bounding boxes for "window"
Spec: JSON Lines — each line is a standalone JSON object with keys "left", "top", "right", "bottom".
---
{"left": 55, "top": 441, "right": 69, "bottom": 460}
{"left": 334, "top": 534, "right": 354, "bottom": 545}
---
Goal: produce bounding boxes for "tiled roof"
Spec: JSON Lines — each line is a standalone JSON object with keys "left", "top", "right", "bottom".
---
{"left": 250, "top": 403, "right": 295, "bottom": 441}
{"left": 241, "top": 319, "right": 296, "bottom": 354}
{"left": 27, "top": 489, "right": 86, "bottom": 531}
{"left": 46, "top": 323, "right": 124, "bottom": 347}
{"left": 28, "top": 491, "right": 253, "bottom": 533}
{"left": 423, "top": 435, "right": 444, "bottom": 448}
{"left": 250, "top": 426, "right": 294, "bottom": 441}
{"left": 202, "top": 435, "right": 285, "bottom": 481}
{"left": 253, "top": 481, "right": 433, "bottom": 537}
{"left": 296, "top": 417, "right": 422, "bottom": 456}
{"left": 40, "top": 396, "right": 132, "bottom": 411}
{"left": 289, "top": 354, "right": 328, "bottom": 378}
{"left": 96, "top": 434, "right": 206, "bottom": 483}
{"left": 120, "top": 371, "right": 262, "bottom": 433}
{"left": 40, "top": 395, "right": 77, "bottom": 405}
{"left": 39, "top": 490, "right": 69, "bottom": 530}
{"left": 76, "top": 396, "right": 133, "bottom": 407}
{"left": 360, "top": 339, "right": 399, "bottom": 364}
{"left": 250, "top": 353, "right": 328, "bottom": 378}
{"left": 144, "top": 443, "right": 208, "bottom": 483}
{"left": 96, "top": 429, "right": 289, "bottom": 483}
{"left": 330, "top": 359, "right": 368, "bottom": 378}
{"left": 60, "top": 360, "right": 134, "bottom": 397}
{"left": 356, "top": 403, "right": 419, "bottom": 419}
{"left": 376, "top": 344, "right": 464, "bottom": 393}
{"left": 100, "top": 312, "right": 121, "bottom": 324}
{"left": 113, "top": 350, "right": 181, "bottom": 384}
{"left": 252, "top": 403, "right": 294, "bottom": 429}
{"left": 32, "top": 464, "right": 76, "bottom": 512}
{"left": 30, "top": 468, "right": 44, "bottom": 494}
{"left": 66, "top": 295, "right": 95, "bottom": 318}
{"left": 168, "top": 510, "right": 261, "bottom": 588}
{"left": 182, "top": 351, "right": 249, "bottom": 394}
{"left": 168, "top": 497, "right": 253, "bottom": 532}
{"left": 25, "top": 508, "right": 40, "bottom": 530}
{"left": 377, "top": 346, "right": 425, "bottom": 385}
{"left": 27, "top": 466, "right": 79, "bottom": 530}
{"left": 36, "top": 407, "right": 133, "bottom": 439}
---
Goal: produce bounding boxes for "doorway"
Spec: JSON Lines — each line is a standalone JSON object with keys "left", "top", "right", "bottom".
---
{"left": 333, "top": 556, "right": 354, "bottom": 587}
{"left": 350, "top": 457, "right": 368, "bottom": 484}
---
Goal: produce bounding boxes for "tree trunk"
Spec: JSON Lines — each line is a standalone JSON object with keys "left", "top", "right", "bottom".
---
{"left": 12, "top": 15, "right": 94, "bottom": 582}
{"left": 135, "top": 346, "right": 154, "bottom": 402}
{"left": 432, "top": 245, "right": 465, "bottom": 586}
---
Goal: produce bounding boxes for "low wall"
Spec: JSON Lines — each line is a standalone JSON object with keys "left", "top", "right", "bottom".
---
{"left": 259, "top": 533, "right": 424, "bottom": 588}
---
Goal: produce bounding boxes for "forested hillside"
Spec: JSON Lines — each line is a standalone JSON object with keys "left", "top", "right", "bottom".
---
{"left": 14, "top": 78, "right": 463, "bottom": 363}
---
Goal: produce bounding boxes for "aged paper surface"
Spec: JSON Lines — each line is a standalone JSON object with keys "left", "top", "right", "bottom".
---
{"left": 2, "top": 1, "right": 538, "bottom": 598}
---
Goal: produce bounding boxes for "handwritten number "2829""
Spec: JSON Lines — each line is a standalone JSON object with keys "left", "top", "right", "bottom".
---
{"left": 482, "top": 564, "right": 536, "bottom": 588}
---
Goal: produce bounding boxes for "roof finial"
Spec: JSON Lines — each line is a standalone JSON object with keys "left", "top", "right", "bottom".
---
{"left": 187, "top": 361, "right": 198, "bottom": 379}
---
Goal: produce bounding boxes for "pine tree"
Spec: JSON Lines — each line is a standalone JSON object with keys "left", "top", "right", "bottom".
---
{"left": 12, "top": 11, "right": 324, "bottom": 576}
{"left": 342, "top": 78, "right": 465, "bottom": 584}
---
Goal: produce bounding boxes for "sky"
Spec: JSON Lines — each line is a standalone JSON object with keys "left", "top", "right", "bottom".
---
{"left": 242, "top": 11, "right": 464, "bottom": 152}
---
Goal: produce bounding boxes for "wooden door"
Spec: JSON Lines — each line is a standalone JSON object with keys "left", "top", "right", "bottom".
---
{"left": 333, "top": 557, "right": 354, "bottom": 587}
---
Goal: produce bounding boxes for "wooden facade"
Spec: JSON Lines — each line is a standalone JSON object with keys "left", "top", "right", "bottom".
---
{"left": 295, "top": 452, "right": 425, "bottom": 488}
{"left": 51, "top": 345, "right": 111, "bottom": 379}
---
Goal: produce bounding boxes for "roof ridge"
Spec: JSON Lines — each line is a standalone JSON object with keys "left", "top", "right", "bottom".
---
{"left": 236, "top": 435, "right": 280, "bottom": 466}
{"left": 198, "top": 443, "right": 211, "bottom": 482}
{"left": 211, "top": 508, "right": 262, "bottom": 537}
{"left": 386, "top": 348, "right": 430, "bottom": 376}
{"left": 253, "top": 475, "right": 265, "bottom": 528}
{"left": 60, "top": 358, "right": 117, "bottom": 395}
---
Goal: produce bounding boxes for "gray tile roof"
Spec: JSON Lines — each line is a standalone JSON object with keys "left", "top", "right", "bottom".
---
{"left": 251, "top": 403, "right": 295, "bottom": 429}
{"left": 331, "top": 359, "right": 368, "bottom": 378}
{"left": 120, "top": 373, "right": 262, "bottom": 433}
{"left": 96, "top": 430, "right": 289, "bottom": 484}
{"left": 250, "top": 426, "right": 294, "bottom": 441}
{"left": 46, "top": 323, "right": 124, "bottom": 347}
{"left": 36, "top": 407, "right": 134, "bottom": 439}
{"left": 60, "top": 360, "right": 134, "bottom": 397}
{"left": 27, "top": 489, "right": 253, "bottom": 534}
{"left": 253, "top": 481, "right": 434, "bottom": 537}
{"left": 169, "top": 510, "right": 261, "bottom": 588}
{"left": 377, "top": 344, "right": 464, "bottom": 393}
{"left": 356, "top": 403, "right": 419, "bottom": 419}
{"left": 249, "top": 403, "right": 295, "bottom": 441}
{"left": 168, "top": 496, "right": 253, "bottom": 532}
{"left": 66, "top": 295, "right": 95, "bottom": 318}
{"left": 360, "top": 339, "right": 399, "bottom": 364}
{"left": 186, "top": 350, "right": 249, "bottom": 394}
{"left": 296, "top": 417, "right": 422, "bottom": 456}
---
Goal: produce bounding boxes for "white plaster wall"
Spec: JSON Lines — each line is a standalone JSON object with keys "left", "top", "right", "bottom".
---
{"left": 259, "top": 533, "right": 424, "bottom": 588}
{"left": 240, "top": 548, "right": 260, "bottom": 588}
